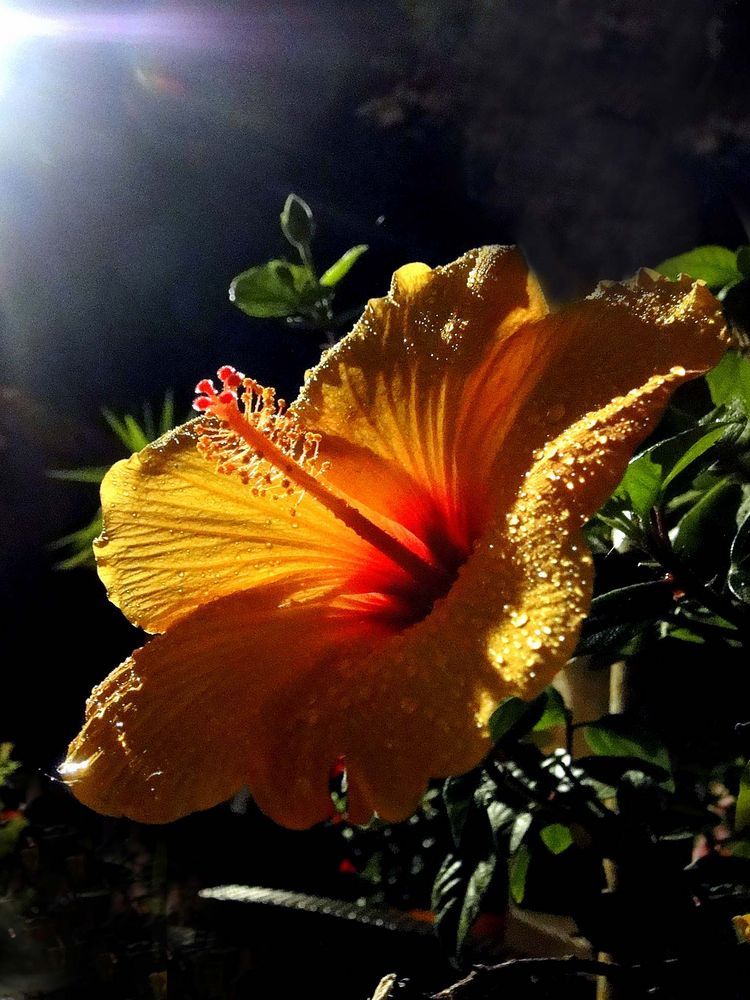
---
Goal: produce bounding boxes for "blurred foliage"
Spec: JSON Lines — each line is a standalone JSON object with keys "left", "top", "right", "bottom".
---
{"left": 49, "top": 394, "right": 175, "bottom": 569}
{"left": 0, "top": 743, "right": 26, "bottom": 858}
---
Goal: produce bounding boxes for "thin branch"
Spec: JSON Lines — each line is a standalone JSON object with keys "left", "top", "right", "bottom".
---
{"left": 428, "top": 957, "right": 660, "bottom": 999}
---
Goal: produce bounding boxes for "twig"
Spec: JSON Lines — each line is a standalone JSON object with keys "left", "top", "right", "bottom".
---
{"left": 429, "top": 957, "right": 651, "bottom": 999}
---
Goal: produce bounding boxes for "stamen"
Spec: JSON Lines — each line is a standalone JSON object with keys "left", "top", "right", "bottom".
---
{"left": 193, "top": 366, "right": 450, "bottom": 595}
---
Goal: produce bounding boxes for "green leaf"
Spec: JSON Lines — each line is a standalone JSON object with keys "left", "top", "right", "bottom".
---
{"left": 706, "top": 351, "right": 750, "bottom": 414}
{"left": 666, "top": 626, "right": 705, "bottom": 644}
{"left": 158, "top": 391, "right": 175, "bottom": 436}
{"left": 576, "top": 754, "right": 671, "bottom": 785}
{"left": 0, "top": 743, "right": 20, "bottom": 786}
{"left": 229, "top": 260, "right": 317, "bottom": 319}
{"left": 729, "top": 513, "right": 750, "bottom": 604}
{"left": 488, "top": 693, "right": 546, "bottom": 745}
{"left": 509, "top": 843, "right": 531, "bottom": 904}
{"left": 47, "top": 465, "right": 111, "bottom": 484}
{"left": 443, "top": 772, "right": 478, "bottom": 846}
{"left": 584, "top": 716, "right": 673, "bottom": 791}
{"left": 671, "top": 475, "right": 737, "bottom": 556}
{"left": 509, "top": 812, "right": 532, "bottom": 854}
{"left": 737, "top": 247, "right": 750, "bottom": 278}
{"left": 50, "top": 509, "right": 102, "bottom": 570}
{"left": 660, "top": 425, "right": 728, "bottom": 491}
{"left": 0, "top": 815, "right": 28, "bottom": 858}
{"left": 432, "top": 852, "right": 499, "bottom": 960}
{"left": 616, "top": 422, "right": 733, "bottom": 519}
{"left": 456, "top": 857, "right": 498, "bottom": 953}
{"left": 540, "top": 823, "right": 574, "bottom": 855}
{"left": 320, "top": 245, "right": 369, "bottom": 287}
{"left": 656, "top": 245, "right": 740, "bottom": 291}
{"left": 576, "top": 581, "right": 674, "bottom": 656}
{"left": 102, "top": 408, "right": 150, "bottom": 452}
{"left": 532, "top": 686, "right": 568, "bottom": 732}
{"left": 485, "top": 799, "right": 518, "bottom": 840}
{"left": 280, "top": 193, "right": 314, "bottom": 252}
{"left": 736, "top": 760, "right": 750, "bottom": 834}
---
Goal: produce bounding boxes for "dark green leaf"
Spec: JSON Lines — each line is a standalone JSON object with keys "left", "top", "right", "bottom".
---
{"left": 280, "top": 193, "right": 314, "bottom": 251}
{"left": 509, "top": 812, "right": 533, "bottom": 854}
{"left": 509, "top": 843, "right": 531, "bottom": 905}
{"left": 672, "top": 475, "right": 738, "bottom": 556}
{"left": 443, "top": 772, "right": 478, "bottom": 846}
{"left": 736, "top": 760, "right": 750, "bottom": 834}
{"left": 737, "top": 247, "right": 750, "bottom": 278}
{"left": 576, "top": 581, "right": 674, "bottom": 656}
{"left": 656, "top": 245, "right": 740, "bottom": 291}
{"left": 661, "top": 425, "right": 728, "bottom": 491}
{"left": 616, "top": 422, "right": 733, "bottom": 519}
{"left": 229, "top": 260, "right": 317, "bottom": 319}
{"left": 320, "top": 245, "right": 368, "bottom": 287}
{"left": 488, "top": 694, "right": 546, "bottom": 745}
{"left": 723, "top": 278, "right": 750, "bottom": 334}
{"left": 584, "top": 716, "right": 673, "bottom": 790}
{"left": 485, "top": 800, "right": 518, "bottom": 840}
{"left": 576, "top": 754, "right": 671, "bottom": 785}
{"left": 707, "top": 351, "right": 750, "bottom": 414}
{"left": 540, "top": 823, "right": 574, "bottom": 855}
{"left": 729, "top": 513, "right": 750, "bottom": 604}
{"left": 456, "top": 857, "right": 498, "bottom": 952}
{"left": 508, "top": 812, "right": 532, "bottom": 854}
{"left": 532, "top": 686, "right": 569, "bottom": 732}
{"left": 432, "top": 853, "right": 499, "bottom": 960}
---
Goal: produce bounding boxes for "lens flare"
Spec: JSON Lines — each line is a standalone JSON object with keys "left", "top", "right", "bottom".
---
{"left": 0, "top": 5, "right": 65, "bottom": 48}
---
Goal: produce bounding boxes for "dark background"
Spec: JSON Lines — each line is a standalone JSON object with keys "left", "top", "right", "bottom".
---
{"left": 1, "top": 0, "right": 749, "bottom": 859}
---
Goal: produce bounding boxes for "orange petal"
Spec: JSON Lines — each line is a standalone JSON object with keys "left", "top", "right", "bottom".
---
{"left": 95, "top": 422, "right": 389, "bottom": 634}
{"left": 493, "top": 270, "right": 729, "bottom": 505}
{"left": 76, "top": 258, "right": 728, "bottom": 829}
{"left": 260, "top": 278, "right": 728, "bottom": 824}
{"left": 61, "top": 582, "right": 390, "bottom": 828}
{"left": 293, "top": 246, "right": 550, "bottom": 553}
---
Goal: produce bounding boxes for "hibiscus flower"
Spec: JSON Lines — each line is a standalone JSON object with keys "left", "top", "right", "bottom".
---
{"left": 61, "top": 247, "right": 727, "bottom": 829}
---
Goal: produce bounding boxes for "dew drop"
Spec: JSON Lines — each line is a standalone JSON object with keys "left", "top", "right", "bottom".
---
{"left": 511, "top": 612, "right": 528, "bottom": 627}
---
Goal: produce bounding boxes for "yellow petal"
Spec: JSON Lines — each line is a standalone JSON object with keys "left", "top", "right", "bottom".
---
{"left": 61, "top": 582, "right": 389, "bottom": 827}
{"left": 294, "top": 246, "right": 550, "bottom": 552}
{"left": 495, "top": 270, "right": 729, "bottom": 502}
{"left": 257, "top": 278, "right": 728, "bottom": 824}
{"left": 75, "top": 255, "right": 728, "bottom": 830}
{"left": 95, "top": 422, "right": 391, "bottom": 633}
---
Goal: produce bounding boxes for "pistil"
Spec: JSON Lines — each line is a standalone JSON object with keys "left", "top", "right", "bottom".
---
{"left": 194, "top": 367, "right": 451, "bottom": 598}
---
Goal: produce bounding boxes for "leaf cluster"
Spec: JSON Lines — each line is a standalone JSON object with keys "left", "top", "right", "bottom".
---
{"left": 582, "top": 349, "right": 750, "bottom": 658}
{"left": 229, "top": 193, "right": 367, "bottom": 336}
{"left": 431, "top": 685, "right": 750, "bottom": 965}
{"left": 48, "top": 394, "right": 176, "bottom": 569}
